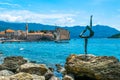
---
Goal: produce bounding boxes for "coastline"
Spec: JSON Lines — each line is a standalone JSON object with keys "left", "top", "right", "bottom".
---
{"left": 0, "top": 54, "right": 120, "bottom": 80}
{"left": 0, "top": 39, "right": 55, "bottom": 43}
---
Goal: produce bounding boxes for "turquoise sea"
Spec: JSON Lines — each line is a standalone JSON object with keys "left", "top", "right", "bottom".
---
{"left": 0, "top": 38, "right": 120, "bottom": 67}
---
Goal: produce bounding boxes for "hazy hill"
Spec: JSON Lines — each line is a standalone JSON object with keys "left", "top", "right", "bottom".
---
{"left": 0, "top": 21, "right": 55, "bottom": 31}
{"left": 64, "top": 25, "right": 120, "bottom": 38}
{"left": 109, "top": 33, "right": 120, "bottom": 38}
{"left": 0, "top": 21, "right": 119, "bottom": 38}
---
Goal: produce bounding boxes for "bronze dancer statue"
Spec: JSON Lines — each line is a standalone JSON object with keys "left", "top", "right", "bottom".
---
{"left": 79, "top": 15, "right": 94, "bottom": 60}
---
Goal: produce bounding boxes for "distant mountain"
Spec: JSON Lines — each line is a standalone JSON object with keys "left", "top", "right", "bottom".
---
{"left": 0, "top": 21, "right": 55, "bottom": 31}
{"left": 0, "top": 21, "right": 119, "bottom": 38}
{"left": 64, "top": 25, "right": 120, "bottom": 38}
{"left": 109, "top": 33, "right": 120, "bottom": 38}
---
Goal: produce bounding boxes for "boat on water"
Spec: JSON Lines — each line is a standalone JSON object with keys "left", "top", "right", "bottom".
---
{"left": 54, "top": 27, "right": 70, "bottom": 43}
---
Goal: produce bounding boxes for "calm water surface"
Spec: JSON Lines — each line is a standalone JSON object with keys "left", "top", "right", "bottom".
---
{"left": 0, "top": 38, "right": 120, "bottom": 66}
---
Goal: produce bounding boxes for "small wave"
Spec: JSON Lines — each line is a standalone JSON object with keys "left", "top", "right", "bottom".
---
{"left": 19, "top": 48, "right": 24, "bottom": 50}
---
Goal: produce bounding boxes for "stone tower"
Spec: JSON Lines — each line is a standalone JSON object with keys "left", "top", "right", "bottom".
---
{"left": 26, "top": 23, "right": 28, "bottom": 39}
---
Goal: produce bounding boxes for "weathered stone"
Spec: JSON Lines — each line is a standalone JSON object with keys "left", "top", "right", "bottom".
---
{"left": 17, "top": 63, "right": 48, "bottom": 76}
{"left": 10, "top": 72, "right": 33, "bottom": 80}
{"left": 0, "top": 70, "right": 14, "bottom": 76}
{"left": 55, "top": 64, "right": 65, "bottom": 74}
{"left": 32, "top": 74, "right": 45, "bottom": 80}
{"left": 0, "top": 76, "right": 10, "bottom": 80}
{"left": 44, "top": 71, "right": 54, "bottom": 80}
{"left": 4, "top": 56, "right": 27, "bottom": 65}
{"left": 65, "top": 54, "right": 120, "bottom": 80}
{"left": 0, "top": 56, "right": 27, "bottom": 72}
{"left": 0, "top": 72, "right": 45, "bottom": 80}
{"left": 48, "top": 67, "right": 54, "bottom": 72}
{"left": 63, "top": 74, "right": 74, "bottom": 80}
{"left": 49, "top": 76, "right": 59, "bottom": 80}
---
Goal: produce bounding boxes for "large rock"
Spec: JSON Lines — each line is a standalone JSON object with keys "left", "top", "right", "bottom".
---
{"left": 3, "top": 56, "right": 27, "bottom": 64}
{"left": 63, "top": 74, "right": 74, "bottom": 80}
{"left": 32, "top": 74, "right": 45, "bottom": 80}
{"left": 0, "top": 76, "right": 10, "bottom": 80}
{"left": 65, "top": 54, "right": 120, "bottom": 80}
{"left": 0, "top": 70, "right": 14, "bottom": 76}
{"left": 49, "top": 76, "right": 60, "bottom": 80}
{"left": 10, "top": 72, "right": 45, "bottom": 80}
{"left": 0, "top": 56, "right": 27, "bottom": 72}
{"left": 17, "top": 63, "right": 48, "bottom": 76}
{"left": 10, "top": 72, "right": 32, "bottom": 80}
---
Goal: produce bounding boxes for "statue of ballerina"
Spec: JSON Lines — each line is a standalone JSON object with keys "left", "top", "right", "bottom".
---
{"left": 79, "top": 15, "right": 94, "bottom": 60}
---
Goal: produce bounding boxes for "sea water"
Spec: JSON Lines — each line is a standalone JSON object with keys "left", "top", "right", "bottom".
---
{"left": 0, "top": 38, "right": 120, "bottom": 66}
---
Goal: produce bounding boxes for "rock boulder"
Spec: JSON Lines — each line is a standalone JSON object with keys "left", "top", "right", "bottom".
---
{"left": 0, "top": 70, "right": 14, "bottom": 76}
{"left": 0, "top": 56, "right": 27, "bottom": 72}
{"left": 65, "top": 54, "right": 120, "bottom": 80}
{"left": 10, "top": 72, "right": 45, "bottom": 80}
{"left": 17, "top": 63, "right": 48, "bottom": 76}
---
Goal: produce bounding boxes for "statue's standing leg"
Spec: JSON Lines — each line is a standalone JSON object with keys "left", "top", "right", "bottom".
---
{"left": 84, "top": 38, "right": 88, "bottom": 60}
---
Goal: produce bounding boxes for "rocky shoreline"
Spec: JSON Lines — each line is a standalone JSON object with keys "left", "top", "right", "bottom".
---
{"left": 0, "top": 54, "right": 120, "bottom": 80}
{"left": 0, "top": 56, "right": 60, "bottom": 80}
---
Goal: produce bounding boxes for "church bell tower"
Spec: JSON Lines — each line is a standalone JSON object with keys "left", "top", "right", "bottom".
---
{"left": 26, "top": 23, "right": 28, "bottom": 39}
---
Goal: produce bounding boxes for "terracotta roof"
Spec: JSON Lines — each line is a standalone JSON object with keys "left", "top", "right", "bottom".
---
{"left": 28, "top": 33, "right": 44, "bottom": 35}
{"left": 44, "top": 33, "right": 54, "bottom": 37}
{"left": 6, "top": 29, "right": 15, "bottom": 33}
{"left": 0, "top": 31, "right": 5, "bottom": 34}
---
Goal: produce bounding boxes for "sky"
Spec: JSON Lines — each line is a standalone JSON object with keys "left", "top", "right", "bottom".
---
{"left": 0, "top": 0, "right": 120, "bottom": 30}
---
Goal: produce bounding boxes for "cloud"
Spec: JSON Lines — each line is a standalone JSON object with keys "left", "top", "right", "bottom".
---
{"left": 0, "top": 9, "right": 119, "bottom": 30}
{"left": 56, "top": 17, "right": 75, "bottom": 26}
{"left": 0, "top": 2, "right": 20, "bottom": 7}
{"left": 0, "top": 10, "right": 76, "bottom": 26}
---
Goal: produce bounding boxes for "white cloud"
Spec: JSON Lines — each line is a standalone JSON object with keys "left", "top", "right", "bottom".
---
{"left": 0, "top": 10, "right": 76, "bottom": 26}
{"left": 0, "top": 2, "right": 20, "bottom": 7}
{"left": 0, "top": 9, "right": 120, "bottom": 30}
{"left": 56, "top": 17, "right": 75, "bottom": 26}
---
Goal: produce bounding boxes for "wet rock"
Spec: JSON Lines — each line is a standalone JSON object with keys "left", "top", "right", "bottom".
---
{"left": 0, "top": 70, "right": 14, "bottom": 76}
{"left": 30, "top": 60, "right": 37, "bottom": 63}
{"left": 0, "top": 52, "right": 3, "bottom": 54}
{"left": 63, "top": 74, "right": 74, "bottom": 80}
{"left": 55, "top": 64, "right": 65, "bottom": 74}
{"left": 44, "top": 71, "right": 54, "bottom": 80}
{"left": 65, "top": 54, "right": 120, "bottom": 80}
{"left": 48, "top": 67, "right": 54, "bottom": 72}
{"left": 17, "top": 63, "right": 48, "bottom": 76}
{"left": 44, "top": 69, "right": 60, "bottom": 80}
{"left": 0, "top": 56, "right": 27, "bottom": 72}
